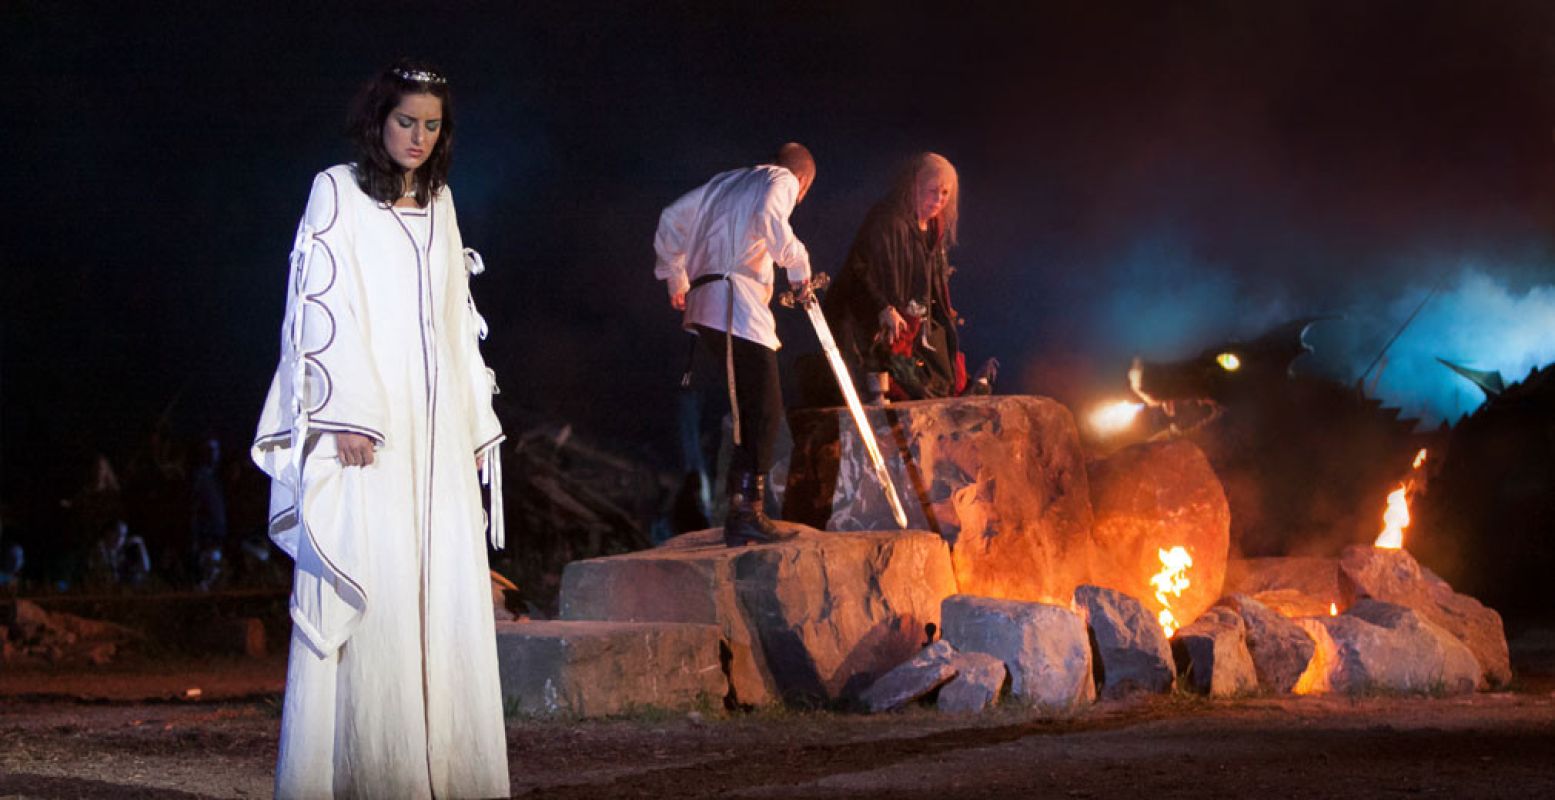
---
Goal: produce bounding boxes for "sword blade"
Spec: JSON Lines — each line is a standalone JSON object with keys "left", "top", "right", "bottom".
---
{"left": 803, "top": 301, "right": 909, "bottom": 529}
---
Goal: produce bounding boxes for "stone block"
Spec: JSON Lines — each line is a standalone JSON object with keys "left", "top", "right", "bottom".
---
{"left": 1294, "top": 599, "right": 1480, "bottom": 695}
{"left": 858, "top": 641, "right": 958, "bottom": 713}
{"left": 560, "top": 526, "right": 957, "bottom": 706}
{"left": 940, "top": 594, "right": 1094, "bottom": 711}
{"left": 1073, "top": 585, "right": 1174, "bottom": 698}
{"left": 1087, "top": 440, "right": 1230, "bottom": 628}
{"left": 937, "top": 650, "right": 1008, "bottom": 714}
{"left": 1224, "top": 557, "right": 1341, "bottom": 606}
{"left": 786, "top": 395, "right": 1094, "bottom": 604}
{"left": 1338, "top": 545, "right": 1509, "bottom": 688}
{"left": 494, "top": 620, "right": 725, "bottom": 717}
{"left": 1172, "top": 606, "right": 1258, "bottom": 697}
{"left": 1221, "top": 594, "right": 1314, "bottom": 693}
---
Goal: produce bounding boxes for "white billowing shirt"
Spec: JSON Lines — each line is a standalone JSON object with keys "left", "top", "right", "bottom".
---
{"left": 653, "top": 165, "right": 812, "bottom": 350}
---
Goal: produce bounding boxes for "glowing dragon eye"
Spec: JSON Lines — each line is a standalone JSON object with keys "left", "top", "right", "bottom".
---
{"left": 1216, "top": 352, "right": 1241, "bottom": 372}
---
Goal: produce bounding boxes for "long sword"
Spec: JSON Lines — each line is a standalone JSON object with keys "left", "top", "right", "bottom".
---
{"left": 783, "top": 276, "right": 909, "bottom": 529}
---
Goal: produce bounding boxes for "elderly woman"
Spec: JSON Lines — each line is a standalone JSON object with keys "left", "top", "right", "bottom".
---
{"left": 823, "top": 152, "right": 980, "bottom": 401}
{"left": 252, "top": 60, "right": 509, "bottom": 798}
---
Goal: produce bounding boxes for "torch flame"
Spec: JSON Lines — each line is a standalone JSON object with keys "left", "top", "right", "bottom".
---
{"left": 1089, "top": 400, "right": 1144, "bottom": 436}
{"left": 1373, "top": 485, "right": 1411, "bottom": 549}
{"left": 1149, "top": 546, "right": 1193, "bottom": 637}
{"left": 1373, "top": 448, "right": 1427, "bottom": 550}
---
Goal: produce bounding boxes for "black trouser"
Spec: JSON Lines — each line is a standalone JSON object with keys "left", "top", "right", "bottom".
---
{"left": 694, "top": 324, "right": 782, "bottom": 475}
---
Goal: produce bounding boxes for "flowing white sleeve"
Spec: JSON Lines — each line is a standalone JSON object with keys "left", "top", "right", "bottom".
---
{"left": 251, "top": 169, "right": 385, "bottom": 655}
{"left": 653, "top": 184, "right": 704, "bottom": 297}
{"left": 757, "top": 172, "right": 811, "bottom": 285}
{"left": 252, "top": 170, "right": 391, "bottom": 546}
{"left": 443, "top": 193, "right": 504, "bottom": 456}
{"left": 442, "top": 192, "right": 507, "bottom": 549}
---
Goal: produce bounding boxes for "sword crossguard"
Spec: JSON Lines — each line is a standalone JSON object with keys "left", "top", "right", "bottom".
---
{"left": 778, "top": 272, "right": 831, "bottom": 308}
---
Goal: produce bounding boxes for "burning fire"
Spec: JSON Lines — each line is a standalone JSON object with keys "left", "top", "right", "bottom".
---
{"left": 1089, "top": 400, "right": 1144, "bottom": 435}
{"left": 1149, "top": 546, "right": 1193, "bottom": 637}
{"left": 1329, "top": 602, "right": 1338, "bottom": 616}
{"left": 1373, "top": 448, "right": 1428, "bottom": 550}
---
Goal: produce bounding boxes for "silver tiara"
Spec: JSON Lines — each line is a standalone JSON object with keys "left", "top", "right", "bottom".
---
{"left": 393, "top": 68, "right": 446, "bottom": 85}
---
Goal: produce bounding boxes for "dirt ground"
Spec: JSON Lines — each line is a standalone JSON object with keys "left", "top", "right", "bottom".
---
{"left": 3, "top": 638, "right": 1555, "bottom": 799}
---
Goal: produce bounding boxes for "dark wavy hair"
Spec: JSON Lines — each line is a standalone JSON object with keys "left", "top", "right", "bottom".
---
{"left": 345, "top": 59, "right": 454, "bottom": 207}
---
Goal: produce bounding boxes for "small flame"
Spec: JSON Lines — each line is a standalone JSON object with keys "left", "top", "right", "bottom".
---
{"left": 1412, "top": 448, "right": 1428, "bottom": 470}
{"left": 1329, "top": 602, "right": 1338, "bottom": 616}
{"left": 1149, "top": 546, "right": 1193, "bottom": 637}
{"left": 1089, "top": 400, "right": 1144, "bottom": 436}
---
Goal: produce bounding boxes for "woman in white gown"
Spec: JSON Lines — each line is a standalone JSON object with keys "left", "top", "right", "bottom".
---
{"left": 252, "top": 60, "right": 510, "bottom": 799}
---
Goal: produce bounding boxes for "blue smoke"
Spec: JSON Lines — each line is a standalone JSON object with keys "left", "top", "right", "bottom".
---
{"left": 1348, "top": 268, "right": 1555, "bottom": 425}
{"left": 1074, "top": 233, "right": 1293, "bottom": 361}
{"left": 1027, "top": 234, "right": 1555, "bottom": 429}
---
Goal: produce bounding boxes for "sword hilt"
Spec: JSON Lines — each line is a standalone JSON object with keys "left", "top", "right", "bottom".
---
{"left": 778, "top": 272, "right": 831, "bottom": 308}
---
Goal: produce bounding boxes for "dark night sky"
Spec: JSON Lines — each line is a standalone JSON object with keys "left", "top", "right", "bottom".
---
{"left": 7, "top": 1, "right": 1555, "bottom": 501}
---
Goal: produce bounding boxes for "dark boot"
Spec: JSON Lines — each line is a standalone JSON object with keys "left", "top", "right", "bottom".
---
{"left": 723, "top": 471, "right": 795, "bottom": 547}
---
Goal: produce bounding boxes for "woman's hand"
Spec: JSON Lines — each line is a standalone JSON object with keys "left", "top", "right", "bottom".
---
{"left": 335, "top": 433, "right": 375, "bottom": 467}
{"left": 878, "top": 306, "right": 909, "bottom": 345}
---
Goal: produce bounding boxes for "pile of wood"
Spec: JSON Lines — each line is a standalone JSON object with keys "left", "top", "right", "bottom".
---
{"left": 492, "top": 425, "right": 670, "bottom": 614}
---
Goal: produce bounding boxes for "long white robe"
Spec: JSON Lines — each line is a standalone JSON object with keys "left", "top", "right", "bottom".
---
{"left": 252, "top": 165, "right": 510, "bottom": 799}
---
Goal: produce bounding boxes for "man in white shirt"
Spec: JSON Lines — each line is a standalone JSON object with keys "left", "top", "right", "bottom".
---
{"left": 654, "top": 143, "right": 815, "bottom": 546}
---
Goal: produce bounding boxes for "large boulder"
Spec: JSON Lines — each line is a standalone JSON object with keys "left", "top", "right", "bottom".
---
{"left": 1294, "top": 599, "right": 1480, "bottom": 695}
{"left": 559, "top": 526, "right": 957, "bottom": 706}
{"left": 1338, "top": 545, "right": 1510, "bottom": 688}
{"left": 1248, "top": 589, "right": 1334, "bottom": 619}
{"left": 494, "top": 620, "right": 725, "bottom": 717}
{"left": 1225, "top": 557, "right": 1341, "bottom": 605}
{"left": 1072, "top": 585, "right": 1174, "bottom": 698}
{"left": 1220, "top": 594, "right": 1315, "bottom": 693}
{"left": 1087, "top": 441, "right": 1230, "bottom": 628}
{"left": 940, "top": 594, "right": 1094, "bottom": 711}
{"left": 1172, "top": 606, "right": 1258, "bottom": 697}
{"left": 858, "top": 640, "right": 959, "bottom": 713}
{"left": 786, "top": 396, "right": 1094, "bottom": 604}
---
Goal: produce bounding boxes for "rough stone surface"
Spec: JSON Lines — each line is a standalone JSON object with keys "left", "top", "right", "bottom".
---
{"left": 1087, "top": 441, "right": 1230, "bottom": 628}
{"left": 494, "top": 620, "right": 726, "bottom": 717}
{"left": 1072, "top": 585, "right": 1174, "bottom": 698}
{"left": 940, "top": 594, "right": 1094, "bottom": 711}
{"left": 1224, "top": 557, "right": 1341, "bottom": 607}
{"left": 786, "top": 395, "right": 1095, "bottom": 604}
{"left": 1172, "top": 606, "right": 1258, "bottom": 697}
{"left": 1338, "top": 545, "right": 1510, "bottom": 688}
{"left": 1221, "top": 594, "right": 1315, "bottom": 693}
{"left": 1294, "top": 599, "right": 1480, "bottom": 695}
{"left": 858, "top": 641, "right": 958, "bottom": 713}
{"left": 936, "top": 650, "right": 1008, "bottom": 713}
{"left": 1249, "top": 589, "right": 1334, "bottom": 619}
{"left": 560, "top": 526, "right": 957, "bottom": 706}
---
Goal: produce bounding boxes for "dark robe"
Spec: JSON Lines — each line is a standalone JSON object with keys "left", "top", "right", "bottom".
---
{"left": 822, "top": 198, "right": 964, "bottom": 399}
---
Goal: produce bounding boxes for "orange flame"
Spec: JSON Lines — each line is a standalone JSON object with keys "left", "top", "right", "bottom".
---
{"left": 1373, "top": 448, "right": 1428, "bottom": 550}
{"left": 1089, "top": 400, "right": 1144, "bottom": 436}
{"left": 1149, "top": 546, "right": 1193, "bottom": 637}
{"left": 1329, "top": 602, "right": 1338, "bottom": 616}
{"left": 1373, "top": 485, "right": 1411, "bottom": 549}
